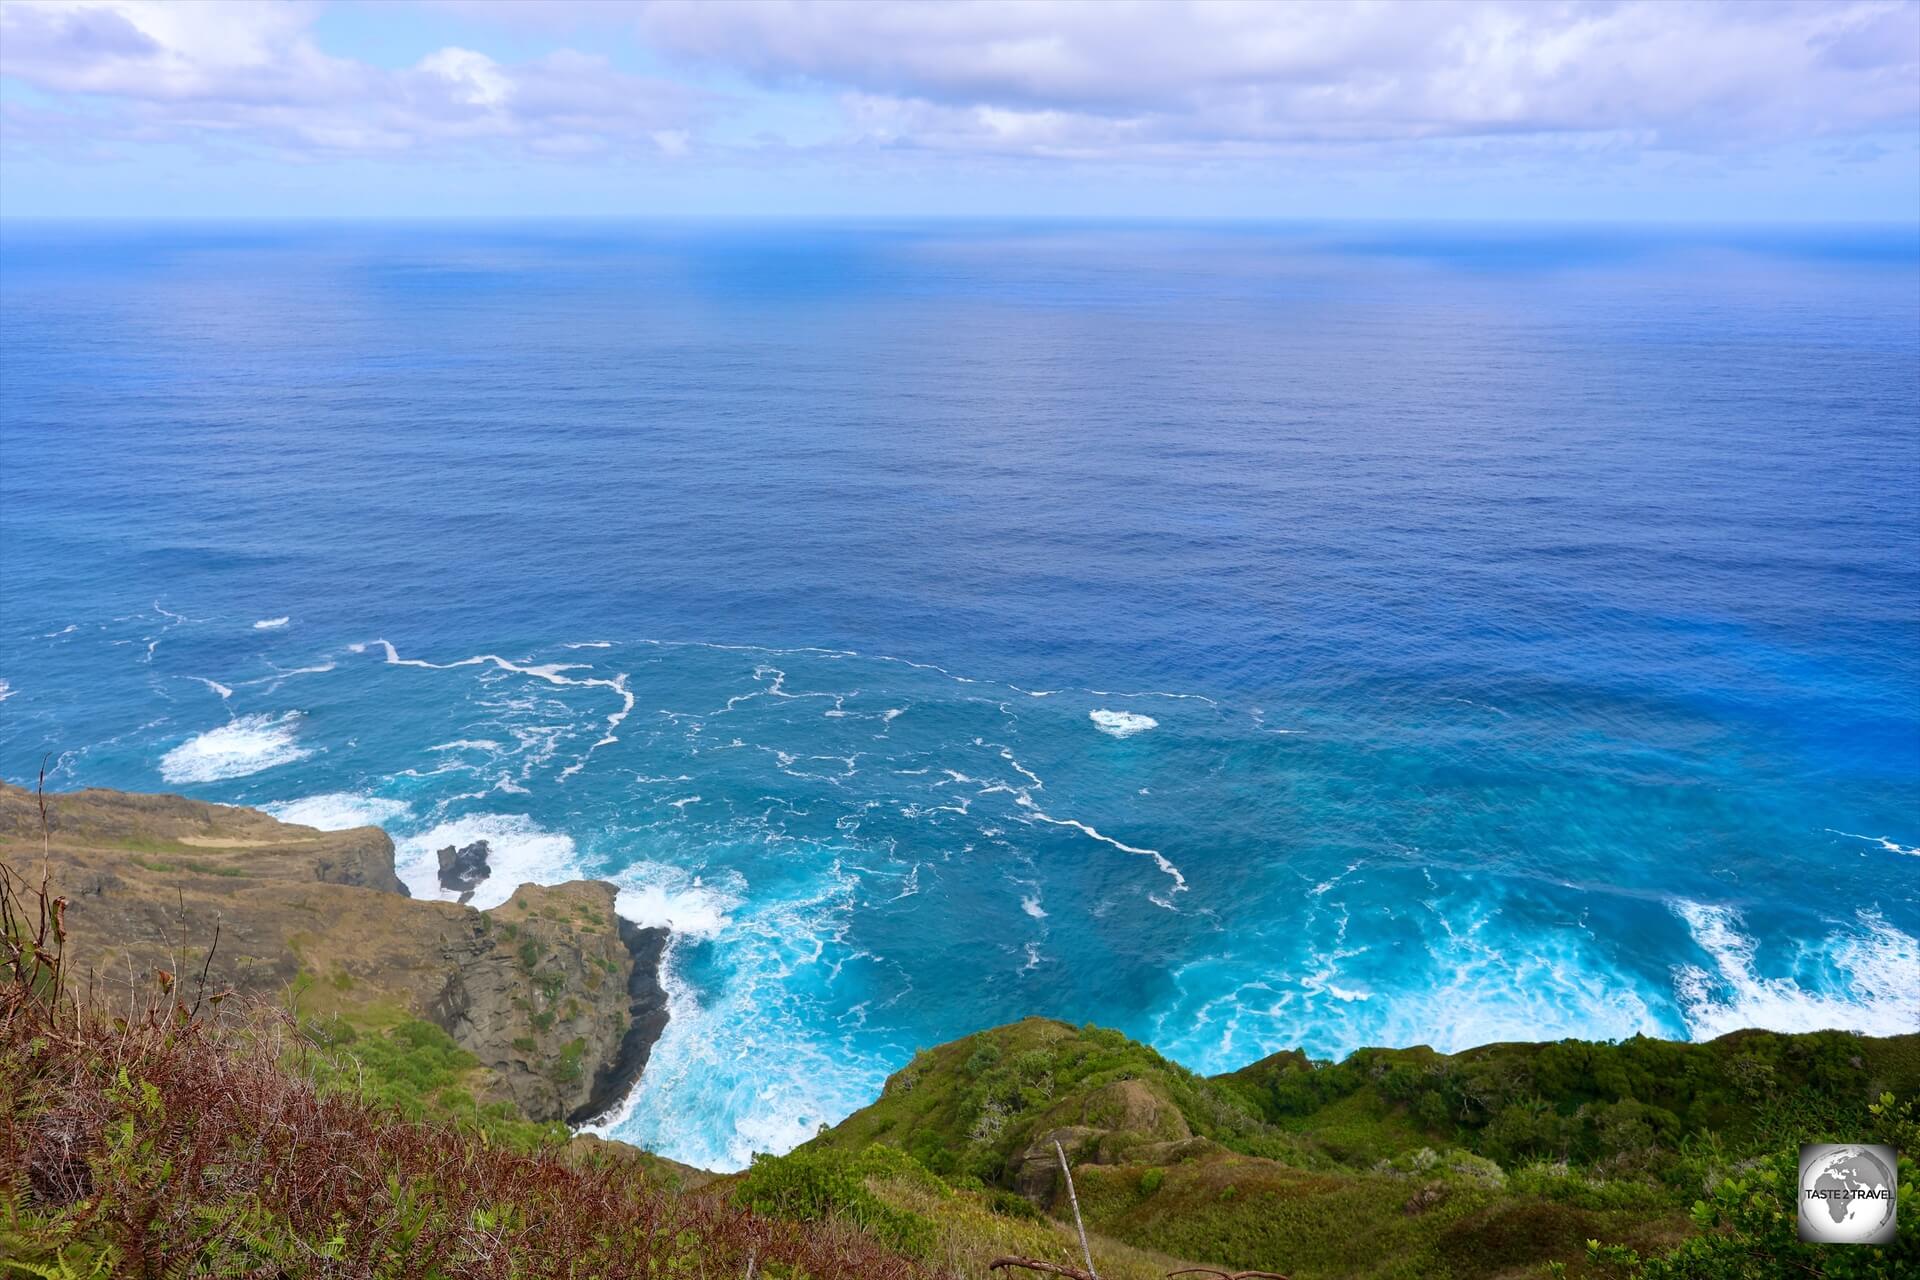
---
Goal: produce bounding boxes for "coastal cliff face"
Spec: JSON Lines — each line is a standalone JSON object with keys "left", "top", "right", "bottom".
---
{"left": 0, "top": 783, "right": 664, "bottom": 1125}
{"left": 426, "top": 879, "right": 670, "bottom": 1125}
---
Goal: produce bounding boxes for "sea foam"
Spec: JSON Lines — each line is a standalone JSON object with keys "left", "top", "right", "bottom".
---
{"left": 1336, "top": 899, "right": 1663, "bottom": 1056}
{"left": 264, "top": 792, "right": 412, "bottom": 831}
{"left": 1089, "top": 708, "right": 1157, "bottom": 738}
{"left": 595, "top": 863, "right": 889, "bottom": 1172}
{"left": 612, "top": 862, "right": 738, "bottom": 939}
{"left": 159, "top": 712, "right": 312, "bottom": 783}
{"left": 394, "top": 813, "right": 581, "bottom": 909}
{"left": 1671, "top": 901, "right": 1920, "bottom": 1040}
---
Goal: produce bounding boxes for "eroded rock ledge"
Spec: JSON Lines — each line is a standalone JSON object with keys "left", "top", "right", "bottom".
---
{"left": 0, "top": 782, "right": 668, "bottom": 1127}
{"left": 571, "top": 918, "right": 671, "bottom": 1125}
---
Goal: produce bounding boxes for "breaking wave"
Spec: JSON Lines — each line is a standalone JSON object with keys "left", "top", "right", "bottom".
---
{"left": 1089, "top": 708, "right": 1157, "bottom": 738}
{"left": 1670, "top": 901, "right": 1920, "bottom": 1040}
{"left": 159, "top": 712, "right": 312, "bottom": 784}
{"left": 25, "top": 616, "right": 1919, "bottom": 1174}
{"left": 393, "top": 813, "right": 582, "bottom": 910}
{"left": 264, "top": 792, "right": 412, "bottom": 832}
{"left": 590, "top": 861, "right": 891, "bottom": 1172}
{"left": 613, "top": 863, "right": 737, "bottom": 939}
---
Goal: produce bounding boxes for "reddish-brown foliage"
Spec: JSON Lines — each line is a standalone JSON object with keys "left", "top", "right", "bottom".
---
{"left": 2, "top": 857, "right": 936, "bottom": 1279}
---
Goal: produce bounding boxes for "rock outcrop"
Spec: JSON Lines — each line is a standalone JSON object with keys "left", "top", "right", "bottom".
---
{"left": 426, "top": 879, "right": 653, "bottom": 1122}
{"left": 572, "top": 918, "right": 671, "bottom": 1124}
{"left": 0, "top": 783, "right": 666, "bottom": 1125}
{"left": 1010, "top": 1078, "right": 1202, "bottom": 1201}
{"left": 436, "top": 839, "right": 491, "bottom": 903}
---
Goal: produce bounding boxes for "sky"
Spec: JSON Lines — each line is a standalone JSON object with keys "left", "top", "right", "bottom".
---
{"left": 1, "top": 0, "right": 1916, "bottom": 221}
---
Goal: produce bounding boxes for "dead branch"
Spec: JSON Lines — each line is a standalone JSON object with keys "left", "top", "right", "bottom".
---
{"left": 37, "top": 753, "right": 52, "bottom": 865}
{"left": 189, "top": 915, "right": 223, "bottom": 1020}
{"left": 1056, "top": 1139, "right": 1097, "bottom": 1278}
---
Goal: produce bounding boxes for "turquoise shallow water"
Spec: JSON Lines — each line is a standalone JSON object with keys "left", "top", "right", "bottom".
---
{"left": 1, "top": 221, "right": 1916, "bottom": 1168}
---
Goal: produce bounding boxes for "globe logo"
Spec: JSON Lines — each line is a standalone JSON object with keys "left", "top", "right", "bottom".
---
{"left": 1798, "top": 1143, "right": 1898, "bottom": 1245}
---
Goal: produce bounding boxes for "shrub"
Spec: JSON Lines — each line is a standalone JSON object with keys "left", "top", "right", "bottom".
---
{"left": 733, "top": 1145, "right": 940, "bottom": 1256}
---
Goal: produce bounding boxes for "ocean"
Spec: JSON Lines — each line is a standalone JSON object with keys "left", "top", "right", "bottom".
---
{"left": 1, "top": 220, "right": 1915, "bottom": 1170}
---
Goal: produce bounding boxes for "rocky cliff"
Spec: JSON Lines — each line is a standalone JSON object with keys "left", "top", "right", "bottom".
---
{"left": 0, "top": 783, "right": 666, "bottom": 1125}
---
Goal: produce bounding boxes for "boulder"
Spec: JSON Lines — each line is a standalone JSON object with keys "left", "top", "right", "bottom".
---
{"left": 436, "top": 839, "right": 491, "bottom": 903}
{"left": 1011, "top": 1125, "right": 1102, "bottom": 1205}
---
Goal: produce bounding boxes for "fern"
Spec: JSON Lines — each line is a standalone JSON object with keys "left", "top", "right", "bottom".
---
{"left": 0, "top": 1244, "right": 116, "bottom": 1280}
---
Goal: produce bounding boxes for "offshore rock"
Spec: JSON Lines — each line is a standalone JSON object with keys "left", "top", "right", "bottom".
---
{"left": 436, "top": 839, "right": 492, "bottom": 903}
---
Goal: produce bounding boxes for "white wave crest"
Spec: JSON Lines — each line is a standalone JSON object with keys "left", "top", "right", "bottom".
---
{"left": 1153, "top": 885, "right": 1674, "bottom": 1073}
{"left": 393, "top": 814, "right": 581, "bottom": 909}
{"left": 612, "top": 863, "right": 739, "bottom": 939}
{"left": 1827, "top": 829, "right": 1920, "bottom": 858}
{"left": 264, "top": 792, "right": 412, "bottom": 832}
{"left": 0, "top": 679, "right": 12, "bottom": 703}
{"left": 1017, "top": 796, "right": 1187, "bottom": 902}
{"left": 1090, "top": 708, "right": 1158, "bottom": 738}
{"left": 1671, "top": 900, "right": 1920, "bottom": 1039}
{"left": 358, "top": 639, "right": 636, "bottom": 778}
{"left": 159, "top": 712, "right": 312, "bottom": 783}
{"left": 253, "top": 617, "right": 291, "bottom": 630}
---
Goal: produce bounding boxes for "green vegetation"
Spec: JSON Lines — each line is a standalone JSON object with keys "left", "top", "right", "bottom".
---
{"left": 1, "top": 866, "right": 928, "bottom": 1279}
{"left": 729, "top": 1141, "right": 1191, "bottom": 1280}
{"left": 812, "top": 1018, "right": 1299, "bottom": 1181}
{"left": 1561, "top": 1093, "right": 1918, "bottom": 1280}
{"left": 801, "top": 1018, "right": 1920, "bottom": 1278}
{"left": 735, "top": 1144, "right": 944, "bottom": 1255}
{"left": 11, "top": 992, "right": 1916, "bottom": 1280}
{"left": 554, "top": 1036, "right": 588, "bottom": 1086}
{"left": 297, "top": 1012, "right": 567, "bottom": 1153}
{"left": 1222, "top": 1028, "right": 1920, "bottom": 1168}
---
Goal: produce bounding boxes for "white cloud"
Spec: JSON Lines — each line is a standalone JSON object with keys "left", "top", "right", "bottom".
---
{"left": 418, "top": 47, "right": 512, "bottom": 110}
{"left": 630, "top": 0, "right": 1919, "bottom": 156}
{"left": 0, "top": 0, "right": 700, "bottom": 157}
{"left": 1, "top": 0, "right": 1913, "bottom": 173}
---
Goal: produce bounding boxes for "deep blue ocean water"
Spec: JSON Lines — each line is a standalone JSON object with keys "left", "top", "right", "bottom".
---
{"left": 2, "top": 221, "right": 1916, "bottom": 1169}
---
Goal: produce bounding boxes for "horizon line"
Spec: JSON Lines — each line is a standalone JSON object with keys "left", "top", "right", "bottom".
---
{"left": 2, "top": 213, "right": 1917, "bottom": 231}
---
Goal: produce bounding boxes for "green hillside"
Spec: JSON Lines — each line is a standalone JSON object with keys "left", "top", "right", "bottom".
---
{"left": 775, "top": 1018, "right": 1919, "bottom": 1278}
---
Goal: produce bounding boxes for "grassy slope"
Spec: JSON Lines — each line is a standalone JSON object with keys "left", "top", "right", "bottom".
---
{"left": 782, "top": 1017, "right": 1920, "bottom": 1279}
